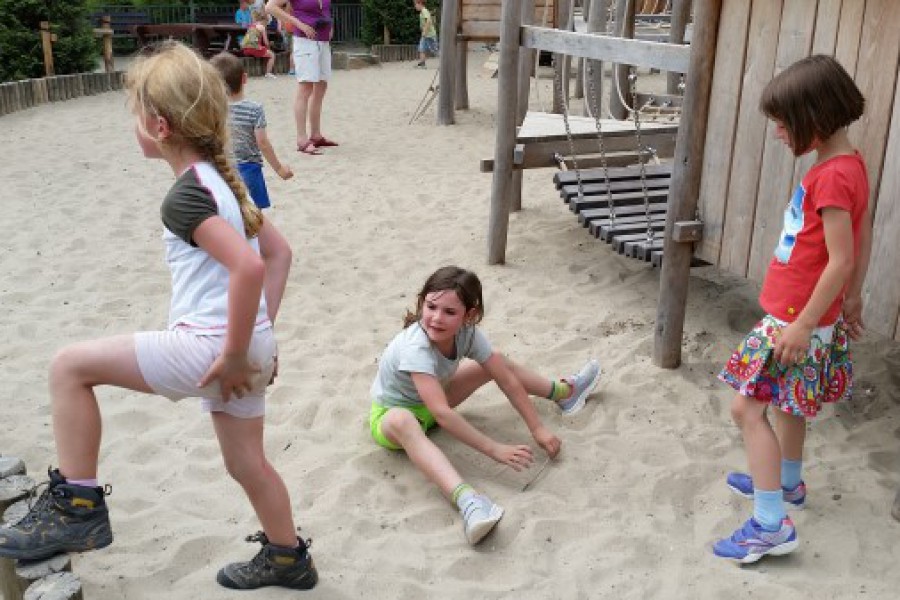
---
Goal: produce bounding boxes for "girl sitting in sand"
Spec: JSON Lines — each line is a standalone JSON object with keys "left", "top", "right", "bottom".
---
{"left": 0, "top": 41, "right": 315, "bottom": 591}
{"left": 368, "top": 265, "right": 601, "bottom": 545}
{"left": 713, "top": 54, "right": 872, "bottom": 564}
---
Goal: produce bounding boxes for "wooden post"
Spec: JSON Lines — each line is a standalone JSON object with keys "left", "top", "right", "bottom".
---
{"left": 437, "top": 0, "right": 459, "bottom": 125}
{"left": 584, "top": 0, "right": 608, "bottom": 117}
{"left": 487, "top": 0, "right": 524, "bottom": 264}
{"left": 511, "top": 0, "right": 537, "bottom": 213}
{"left": 652, "top": 0, "right": 721, "bottom": 369}
{"left": 667, "top": 0, "right": 692, "bottom": 94}
{"left": 892, "top": 487, "right": 900, "bottom": 522}
{"left": 23, "top": 572, "right": 83, "bottom": 600}
{"left": 100, "top": 16, "right": 114, "bottom": 73}
{"left": 552, "top": 0, "right": 571, "bottom": 113}
{"left": 1, "top": 471, "right": 34, "bottom": 600}
{"left": 14, "top": 555, "right": 73, "bottom": 600}
{"left": 608, "top": 0, "right": 634, "bottom": 120}
{"left": 455, "top": 40, "right": 469, "bottom": 109}
{"left": 40, "top": 22, "right": 58, "bottom": 77}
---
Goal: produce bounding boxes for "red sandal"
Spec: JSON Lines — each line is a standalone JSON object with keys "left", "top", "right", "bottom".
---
{"left": 310, "top": 136, "right": 339, "bottom": 148}
{"left": 298, "top": 140, "right": 323, "bottom": 155}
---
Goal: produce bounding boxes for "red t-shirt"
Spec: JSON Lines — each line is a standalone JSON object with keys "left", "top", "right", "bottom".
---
{"left": 758, "top": 152, "right": 868, "bottom": 326}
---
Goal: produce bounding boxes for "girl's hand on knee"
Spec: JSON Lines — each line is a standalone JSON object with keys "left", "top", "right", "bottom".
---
{"left": 532, "top": 426, "right": 561, "bottom": 458}
{"left": 491, "top": 443, "right": 534, "bottom": 471}
{"left": 198, "top": 352, "right": 261, "bottom": 401}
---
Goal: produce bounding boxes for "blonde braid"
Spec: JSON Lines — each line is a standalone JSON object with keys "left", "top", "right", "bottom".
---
{"left": 209, "top": 147, "right": 264, "bottom": 238}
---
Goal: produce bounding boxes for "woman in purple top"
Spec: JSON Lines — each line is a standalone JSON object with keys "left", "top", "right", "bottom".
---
{"left": 266, "top": 0, "right": 338, "bottom": 155}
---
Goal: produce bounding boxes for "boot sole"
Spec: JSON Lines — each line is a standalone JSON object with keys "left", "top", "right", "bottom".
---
{"left": 0, "top": 530, "right": 113, "bottom": 561}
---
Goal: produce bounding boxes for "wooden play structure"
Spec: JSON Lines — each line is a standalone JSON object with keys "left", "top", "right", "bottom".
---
{"left": 487, "top": 0, "right": 900, "bottom": 369}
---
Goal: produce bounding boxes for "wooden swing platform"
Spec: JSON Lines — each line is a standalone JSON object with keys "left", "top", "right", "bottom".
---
{"left": 480, "top": 111, "right": 678, "bottom": 172}
{"left": 554, "top": 162, "right": 697, "bottom": 266}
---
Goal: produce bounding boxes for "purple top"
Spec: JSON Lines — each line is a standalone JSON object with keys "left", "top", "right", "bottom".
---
{"left": 290, "top": 0, "right": 332, "bottom": 42}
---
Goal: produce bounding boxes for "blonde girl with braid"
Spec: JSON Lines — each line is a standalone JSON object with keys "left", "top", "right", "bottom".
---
{"left": 0, "top": 42, "right": 317, "bottom": 591}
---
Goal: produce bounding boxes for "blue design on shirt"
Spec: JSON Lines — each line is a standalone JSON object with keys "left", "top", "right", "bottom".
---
{"left": 773, "top": 183, "right": 805, "bottom": 264}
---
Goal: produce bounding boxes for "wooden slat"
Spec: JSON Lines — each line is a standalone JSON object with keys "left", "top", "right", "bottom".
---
{"left": 580, "top": 201, "right": 668, "bottom": 227}
{"left": 516, "top": 112, "right": 679, "bottom": 143}
{"left": 520, "top": 26, "right": 692, "bottom": 72}
{"left": 598, "top": 215, "right": 666, "bottom": 241}
{"left": 695, "top": 0, "right": 751, "bottom": 264}
{"left": 554, "top": 162, "right": 672, "bottom": 186}
{"left": 834, "top": 0, "right": 865, "bottom": 77}
{"left": 861, "top": 57, "right": 900, "bottom": 340}
{"left": 459, "top": 20, "right": 502, "bottom": 40}
{"left": 792, "top": 0, "right": 844, "bottom": 186}
{"left": 520, "top": 132, "right": 676, "bottom": 169}
{"left": 717, "top": 0, "right": 783, "bottom": 277}
{"left": 747, "top": 0, "right": 817, "bottom": 282}
{"left": 560, "top": 176, "right": 670, "bottom": 201}
{"left": 848, "top": 0, "right": 900, "bottom": 213}
{"left": 569, "top": 188, "right": 669, "bottom": 213}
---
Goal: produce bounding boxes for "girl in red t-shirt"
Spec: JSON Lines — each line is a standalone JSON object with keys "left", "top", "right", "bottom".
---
{"left": 713, "top": 55, "right": 872, "bottom": 564}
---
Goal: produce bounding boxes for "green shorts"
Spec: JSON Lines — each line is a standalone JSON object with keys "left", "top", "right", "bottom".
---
{"left": 369, "top": 402, "right": 437, "bottom": 450}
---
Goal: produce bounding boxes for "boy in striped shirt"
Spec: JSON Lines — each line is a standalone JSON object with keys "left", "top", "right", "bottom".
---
{"left": 211, "top": 53, "right": 293, "bottom": 209}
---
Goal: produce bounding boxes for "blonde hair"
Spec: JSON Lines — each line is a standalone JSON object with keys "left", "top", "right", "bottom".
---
{"left": 126, "top": 41, "right": 263, "bottom": 238}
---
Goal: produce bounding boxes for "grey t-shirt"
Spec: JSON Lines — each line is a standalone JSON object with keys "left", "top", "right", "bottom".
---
{"left": 228, "top": 99, "right": 267, "bottom": 164}
{"left": 371, "top": 322, "right": 493, "bottom": 408}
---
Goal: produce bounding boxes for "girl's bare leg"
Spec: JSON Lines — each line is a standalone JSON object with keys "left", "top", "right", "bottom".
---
{"left": 308, "top": 81, "right": 327, "bottom": 139}
{"left": 380, "top": 408, "right": 462, "bottom": 497}
{"left": 731, "top": 394, "right": 781, "bottom": 491}
{"left": 212, "top": 412, "right": 297, "bottom": 547}
{"left": 294, "top": 82, "right": 314, "bottom": 145}
{"left": 50, "top": 335, "right": 154, "bottom": 480}
{"left": 773, "top": 409, "right": 806, "bottom": 462}
{"left": 445, "top": 356, "right": 553, "bottom": 408}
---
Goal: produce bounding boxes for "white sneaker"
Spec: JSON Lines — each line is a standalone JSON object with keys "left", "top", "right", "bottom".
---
{"left": 461, "top": 495, "right": 504, "bottom": 545}
{"left": 557, "top": 359, "right": 601, "bottom": 415}
{"left": 264, "top": 73, "right": 277, "bottom": 79}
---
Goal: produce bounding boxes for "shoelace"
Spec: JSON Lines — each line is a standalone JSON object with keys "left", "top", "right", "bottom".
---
{"left": 244, "top": 528, "right": 313, "bottom": 553}
{"left": 16, "top": 481, "right": 54, "bottom": 526}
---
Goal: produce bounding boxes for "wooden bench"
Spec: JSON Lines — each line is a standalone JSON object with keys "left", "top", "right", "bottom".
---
{"left": 90, "top": 11, "right": 150, "bottom": 50}
{"left": 134, "top": 23, "right": 247, "bottom": 57}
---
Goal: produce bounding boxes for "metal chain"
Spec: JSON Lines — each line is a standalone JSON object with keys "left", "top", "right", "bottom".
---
{"left": 584, "top": 61, "right": 616, "bottom": 226}
{"left": 629, "top": 67, "right": 652, "bottom": 243}
{"left": 553, "top": 52, "right": 584, "bottom": 204}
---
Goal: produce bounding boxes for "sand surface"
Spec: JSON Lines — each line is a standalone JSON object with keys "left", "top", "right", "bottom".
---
{"left": 1, "top": 51, "right": 899, "bottom": 599}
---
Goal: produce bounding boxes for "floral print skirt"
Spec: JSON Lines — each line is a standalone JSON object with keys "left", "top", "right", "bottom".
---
{"left": 718, "top": 314, "right": 852, "bottom": 418}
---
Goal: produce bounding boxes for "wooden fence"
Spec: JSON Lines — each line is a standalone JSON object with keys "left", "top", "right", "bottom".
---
{"left": 695, "top": 0, "right": 900, "bottom": 341}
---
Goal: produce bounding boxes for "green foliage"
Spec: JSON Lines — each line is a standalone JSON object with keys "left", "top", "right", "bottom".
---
{"left": 0, "top": 0, "right": 98, "bottom": 82}
{"left": 361, "top": 0, "right": 439, "bottom": 47}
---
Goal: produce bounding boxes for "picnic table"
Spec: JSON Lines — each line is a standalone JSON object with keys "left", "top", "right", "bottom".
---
{"left": 134, "top": 23, "right": 248, "bottom": 56}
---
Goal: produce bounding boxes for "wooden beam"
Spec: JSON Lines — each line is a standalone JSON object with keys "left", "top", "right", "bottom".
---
{"left": 521, "top": 26, "right": 691, "bottom": 72}
{"left": 487, "top": 0, "right": 524, "bottom": 264}
{"left": 438, "top": 0, "right": 460, "bottom": 125}
{"left": 653, "top": 0, "right": 722, "bottom": 369}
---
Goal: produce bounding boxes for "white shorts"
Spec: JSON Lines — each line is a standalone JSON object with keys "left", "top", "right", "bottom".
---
{"left": 134, "top": 327, "right": 277, "bottom": 418}
{"left": 292, "top": 36, "right": 331, "bottom": 82}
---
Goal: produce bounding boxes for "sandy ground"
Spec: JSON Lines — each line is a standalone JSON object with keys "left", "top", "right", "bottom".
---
{"left": 1, "top": 50, "right": 899, "bottom": 599}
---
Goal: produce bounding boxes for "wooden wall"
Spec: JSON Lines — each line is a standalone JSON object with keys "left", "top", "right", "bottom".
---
{"left": 695, "top": 0, "right": 900, "bottom": 341}
{"left": 459, "top": 0, "right": 557, "bottom": 41}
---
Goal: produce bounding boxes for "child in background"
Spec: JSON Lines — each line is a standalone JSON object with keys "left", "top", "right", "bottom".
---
{"left": 713, "top": 54, "right": 871, "bottom": 564}
{"left": 211, "top": 52, "right": 293, "bottom": 210}
{"left": 0, "top": 42, "right": 316, "bottom": 591}
{"left": 235, "top": 0, "right": 252, "bottom": 28}
{"left": 240, "top": 9, "right": 277, "bottom": 79}
{"left": 413, "top": 0, "right": 438, "bottom": 68}
{"left": 369, "top": 266, "right": 601, "bottom": 545}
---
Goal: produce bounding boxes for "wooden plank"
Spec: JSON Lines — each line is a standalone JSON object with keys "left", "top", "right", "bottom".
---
{"left": 581, "top": 201, "right": 668, "bottom": 227}
{"left": 834, "top": 0, "right": 865, "bottom": 76}
{"left": 520, "top": 26, "right": 692, "bottom": 72}
{"left": 570, "top": 188, "right": 670, "bottom": 213}
{"left": 847, "top": 0, "right": 900, "bottom": 213}
{"left": 462, "top": 6, "right": 502, "bottom": 21}
{"left": 861, "top": 57, "right": 900, "bottom": 340}
{"left": 717, "top": 0, "right": 783, "bottom": 277}
{"left": 520, "top": 131, "right": 676, "bottom": 168}
{"left": 747, "top": 0, "right": 817, "bottom": 282}
{"left": 598, "top": 215, "right": 666, "bottom": 241}
{"left": 555, "top": 161, "right": 671, "bottom": 185}
{"left": 792, "top": 0, "right": 844, "bottom": 186}
{"left": 517, "top": 111, "right": 679, "bottom": 142}
{"left": 694, "top": 0, "right": 751, "bottom": 264}
{"left": 460, "top": 20, "right": 502, "bottom": 40}
{"left": 560, "top": 175, "right": 670, "bottom": 200}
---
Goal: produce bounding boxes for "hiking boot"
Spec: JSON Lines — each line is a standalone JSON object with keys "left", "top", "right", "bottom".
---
{"left": 713, "top": 516, "right": 798, "bottom": 563}
{"left": 726, "top": 472, "right": 806, "bottom": 509}
{"left": 0, "top": 468, "right": 112, "bottom": 561}
{"left": 557, "top": 359, "right": 602, "bottom": 415}
{"left": 460, "top": 495, "right": 504, "bottom": 545}
{"left": 216, "top": 531, "right": 318, "bottom": 590}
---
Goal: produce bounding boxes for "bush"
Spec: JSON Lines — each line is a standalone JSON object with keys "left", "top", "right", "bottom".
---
{"left": 361, "top": 0, "right": 440, "bottom": 47}
{"left": 0, "top": 0, "right": 97, "bottom": 83}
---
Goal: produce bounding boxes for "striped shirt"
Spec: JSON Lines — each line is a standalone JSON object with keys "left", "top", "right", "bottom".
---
{"left": 228, "top": 99, "right": 267, "bottom": 164}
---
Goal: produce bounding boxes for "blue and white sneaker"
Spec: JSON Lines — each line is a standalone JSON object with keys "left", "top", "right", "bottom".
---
{"left": 557, "top": 359, "right": 602, "bottom": 415}
{"left": 726, "top": 472, "right": 806, "bottom": 509}
{"left": 713, "top": 517, "right": 798, "bottom": 563}
{"left": 461, "top": 495, "right": 504, "bottom": 545}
